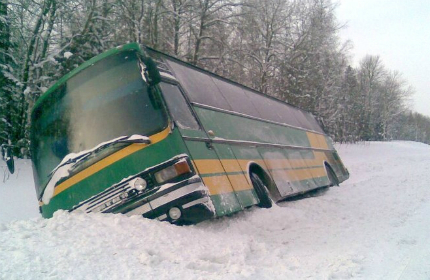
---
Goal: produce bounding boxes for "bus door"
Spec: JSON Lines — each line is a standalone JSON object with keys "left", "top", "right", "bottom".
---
{"left": 158, "top": 82, "right": 242, "bottom": 216}
{"left": 211, "top": 143, "right": 258, "bottom": 208}
{"left": 190, "top": 105, "right": 272, "bottom": 208}
{"left": 190, "top": 105, "right": 258, "bottom": 210}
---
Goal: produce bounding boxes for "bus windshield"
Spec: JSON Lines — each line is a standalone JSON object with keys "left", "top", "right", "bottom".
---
{"left": 31, "top": 50, "right": 167, "bottom": 196}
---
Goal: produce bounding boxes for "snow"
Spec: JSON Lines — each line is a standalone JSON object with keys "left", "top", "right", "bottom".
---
{"left": 23, "top": 87, "right": 31, "bottom": 95}
{"left": 63, "top": 52, "right": 73, "bottom": 59}
{"left": 3, "top": 71, "right": 20, "bottom": 84}
{"left": 0, "top": 160, "right": 38, "bottom": 222}
{"left": 1, "top": 141, "right": 430, "bottom": 279}
{"left": 160, "top": 71, "right": 178, "bottom": 81}
{"left": 127, "top": 134, "right": 150, "bottom": 142}
{"left": 41, "top": 160, "right": 72, "bottom": 204}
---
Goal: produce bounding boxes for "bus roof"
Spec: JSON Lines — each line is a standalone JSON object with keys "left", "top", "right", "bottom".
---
{"left": 145, "top": 47, "right": 323, "bottom": 133}
{"left": 144, "top": 46, "right": 316, "bottom": 119}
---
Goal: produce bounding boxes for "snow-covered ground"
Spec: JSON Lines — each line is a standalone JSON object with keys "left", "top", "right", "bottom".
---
{"left": 1, "top": 141, "right": 430, "bottom": 279}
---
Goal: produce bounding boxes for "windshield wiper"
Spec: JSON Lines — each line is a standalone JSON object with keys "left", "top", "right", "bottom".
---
{"left": 48, "top": 135, "right": 151, "bottom": 179}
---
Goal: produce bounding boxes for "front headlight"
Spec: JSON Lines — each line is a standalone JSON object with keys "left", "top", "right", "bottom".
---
{"left": 132, "top": 177, "right": 147, "bottom": 191}
{"left": 154, "top": 160, "right": 191, "bottom": 184}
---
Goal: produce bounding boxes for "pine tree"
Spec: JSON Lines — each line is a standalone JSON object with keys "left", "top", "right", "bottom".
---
{"left": 0, "top": 1, "right": 18, "bottom": 150}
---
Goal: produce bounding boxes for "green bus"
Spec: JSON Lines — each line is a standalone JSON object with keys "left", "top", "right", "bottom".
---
{"left": 30, "top": 43, "right": 349, "bottom": 224}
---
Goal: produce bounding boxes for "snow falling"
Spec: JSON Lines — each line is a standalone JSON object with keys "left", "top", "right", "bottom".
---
{"left": 1, "top": 141, "right": 430, "bottom": 279}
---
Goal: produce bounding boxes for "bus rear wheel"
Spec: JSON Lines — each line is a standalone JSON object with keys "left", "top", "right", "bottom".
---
{"left": 250, "top": 173, "right": 272, "bottom": 208}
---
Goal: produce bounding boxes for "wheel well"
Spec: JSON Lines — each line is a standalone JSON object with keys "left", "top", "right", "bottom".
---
{"left": 248, "top": 163, "right": 280, "bottom": 201}
{"left": 324, "top": 161, "right": 339, "bottom": 186}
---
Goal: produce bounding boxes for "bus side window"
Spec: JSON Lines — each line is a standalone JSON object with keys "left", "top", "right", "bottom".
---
{"left": 159, "top": 82, "right": 200, "bottom": 130}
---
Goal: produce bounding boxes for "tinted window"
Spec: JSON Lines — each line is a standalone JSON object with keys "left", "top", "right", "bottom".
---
{"left": 166, "top": 59, "right": 231, "bottom": 110}
{"left": 165, "top": 57, "right": 323, "bottom": 132}
{"left": 211, "top": 77, "right": 261, "bottom": 117}
{"left": 246, "top": 92, "right": 284, "bottom": 123}
{"left": 303, "top": 112, "right": 324, "bottom": 133}
{"left": 270, "top": 101, "right": 302, "bottom": 127}
{"left": 160, "top": 83, "right": 200, "bottom": 130}
{"left": 292, "top": 110, "right": 315, "bottom": 131}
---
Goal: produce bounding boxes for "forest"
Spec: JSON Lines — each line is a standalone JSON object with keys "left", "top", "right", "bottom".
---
{"left": 1, "top": 0, "right": 430, "bottom": 158}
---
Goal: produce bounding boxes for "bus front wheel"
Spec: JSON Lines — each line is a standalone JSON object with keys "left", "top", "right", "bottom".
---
{"left": 250, "top": 173, "right": 273, "bottom": 208}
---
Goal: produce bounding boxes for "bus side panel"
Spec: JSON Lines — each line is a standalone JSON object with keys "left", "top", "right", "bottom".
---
{"left": 213, "top": 143, "right": 258, "bottom": 208}
{"left": 285, "top": 149, "right": 318, "bottom": 192}
{"left": 307, "top": 131, "right": 349, "bottom": 184}
{"left": 184, "top": 140, "right": 242, "bottom": 217}
{"left": 307, "top": 132, "right": 336, "bottom": 186}
{"left": 192, "top": 106, "right": 325, "bottom": 199}
{"left": 310, "top": 151, "right": 332, "bottom": 187}
{"left": 191, "top": 106, "right": 349, "bottom": 200}
{"left": 193, "top": 107, "right": 287, "bottom": 146}
{"left": 255, "top": 148, "right": 295, "bottom": 197}
{"left": 298, "top": 149, "right": 321, "bottom": 190}
{"left": 192, "top": 106, "right": 282, "bottom": 204}
{"left": 228, "top": 146, "right": 275, "bottom": 201}
{"left": 257, "top": 147, "right": 320, "bottom": 195}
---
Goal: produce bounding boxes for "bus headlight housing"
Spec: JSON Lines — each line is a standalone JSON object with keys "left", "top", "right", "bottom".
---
{"left": 154, "top": 160, "right": 191, "bottom": 184}
{"left": 132, "top": 177, "right": 147, "bottom": 191}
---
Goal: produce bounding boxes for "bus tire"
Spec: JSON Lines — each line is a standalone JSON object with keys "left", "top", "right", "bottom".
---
{"left": 326, "top": 165, "right": 339, "bottom": 187}
{"left": 250, "top": 173, "right": 273, "bottom": 208}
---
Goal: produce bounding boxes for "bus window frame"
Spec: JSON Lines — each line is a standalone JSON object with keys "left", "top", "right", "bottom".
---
{"left": 159, "top": 79, "right": 203, "bottom": 132}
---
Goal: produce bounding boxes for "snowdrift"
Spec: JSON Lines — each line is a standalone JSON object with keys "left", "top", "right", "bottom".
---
{"left": 1, "top": 141, "right": 430, "bottom": 279}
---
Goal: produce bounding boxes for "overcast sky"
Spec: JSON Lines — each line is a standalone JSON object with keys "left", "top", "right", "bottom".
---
{"left": 336, "top": 0, "right": 430, "bottom": 117}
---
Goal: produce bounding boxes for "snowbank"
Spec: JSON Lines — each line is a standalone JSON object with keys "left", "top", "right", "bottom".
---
{"left": 1, "top": 141, "right": 430, "bottom": 279}
{"left": 0, "top": 160, "right": 39, "bottom": 222}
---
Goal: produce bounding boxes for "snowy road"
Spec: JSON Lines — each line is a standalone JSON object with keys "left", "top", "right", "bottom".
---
{"left": 1, "top": 141, "right": 430, "bottom": 279}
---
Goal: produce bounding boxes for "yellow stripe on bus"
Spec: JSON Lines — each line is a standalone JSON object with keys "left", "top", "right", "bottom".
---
{"left": 218, "top": 159, "right": 241, "bottom": 173}
{"left": 202, "top": 175, "right": 234, "bottom": 195}
{"left": 220, "top": 159, "right": 253, "bottom": 191}
{"left": 235, "top": 159, "right": 267, "bottom": 172}
{"left": 259, "top": 158, "right": 308, "bottom": 170}
{"left": 226, "top": 174, "right": 252, "bottom": 191}
{"left": 200, "top": 165, "right": 326, "bottom": 196}
{"left": 195, "top": 160, "right": 252, "bottom": 193}
{"left": 49, "top": 127, "right": 171, "bottom": 199}
{"left": 308, "top": 166, "right": 327, "bottom": 179}
{"left": 192, "top": 159, "right": 226, "bottom": 174}
{"left": 307, "top": 132, "right": 329, "bottom": 150}
{"left": 195, "top": 157, "right": 327, "bottom": 193}
{"left": 271, "top": 166, "right": 326, "bottom": 181}
{"left": 195, "top": 157, "right": 329, "bottom": 178}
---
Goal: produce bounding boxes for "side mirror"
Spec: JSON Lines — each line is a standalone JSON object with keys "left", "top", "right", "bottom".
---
{"left": 1, "top": 145, "right": 15, "bottom": 174}
{"left": 142, "top": 56, "right": 161, "bottom": 86}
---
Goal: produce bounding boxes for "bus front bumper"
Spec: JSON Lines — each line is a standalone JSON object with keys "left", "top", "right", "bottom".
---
{"left": 71, "top": 155, "right": 216, "bottom": 224}
{"left": 122, "top": 176, "right": 216, "bottom": 224}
